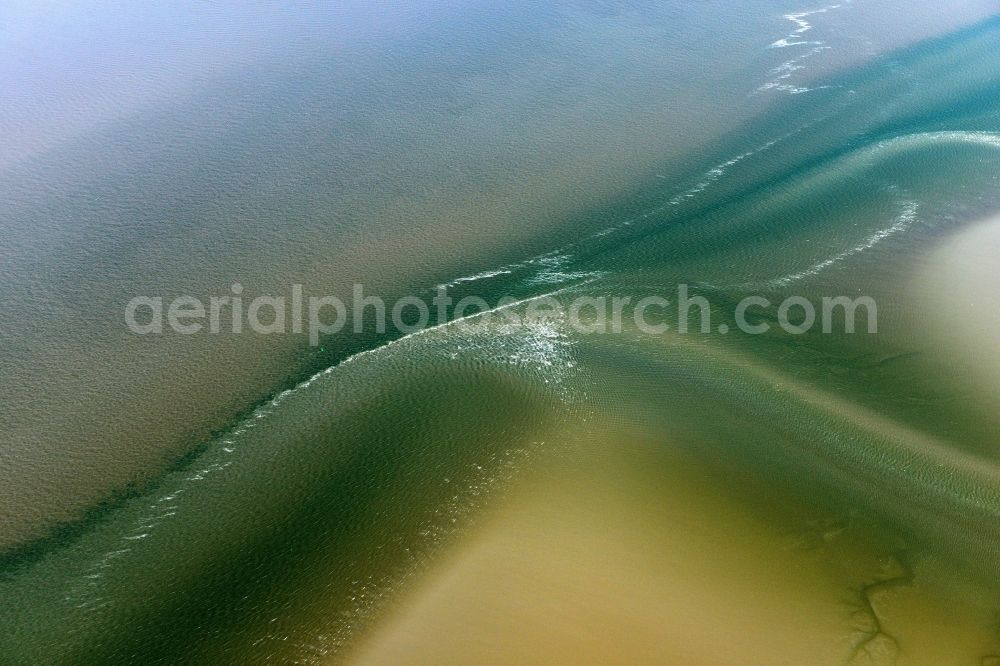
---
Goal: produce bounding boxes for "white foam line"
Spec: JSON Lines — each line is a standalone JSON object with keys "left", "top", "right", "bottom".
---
{"left": 437, "top": 268, "right": 514, "bottom": 289}
{"left": 765, "top": 201, "right": 919, "bottom": 287}
{"left": 729, "top": 130, "right": 1000, "bottom": 289}
{"left": 171, "top": 276, "right": 599, "bottom": 435}
{"left": 312, "top": 279, "right": 596, "bottom": 376}
{"left": 669, "top": 137, "right": 784, "bottom": 207}
{"left": 770, "top": 37, "right": 823, "bottom": 48}
{"left": 780, "top": 3, "right": 843, "bottom": 39}
{"left": 873, "top": 130, "right": 1000, "bottom": 152}
{"left": 758, "top": 45, "right": 834, "bottom": 94}
{"left": 553, "top": 130, "right": 793, "bottom": 249}
{"left": 761, "top": 3, "right": 849, "bottom": 93}
{"left": 69, "top": 278, "right": 597, "bottom": 603}
{"left": 447, "top": 128, "right": 789, "bottom": 283}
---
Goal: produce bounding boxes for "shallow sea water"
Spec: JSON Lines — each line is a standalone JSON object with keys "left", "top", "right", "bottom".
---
{"left": 2, "top": 2, "right": 1000, "bottom": 664}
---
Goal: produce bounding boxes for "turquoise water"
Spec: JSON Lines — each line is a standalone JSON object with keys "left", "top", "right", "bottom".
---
{"left": 2, "top": 3, "right": 1000, "bottom": 663}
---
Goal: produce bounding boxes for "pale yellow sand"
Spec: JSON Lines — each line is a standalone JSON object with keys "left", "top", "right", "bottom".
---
{"left": 344, "top": 428, "right": 998, "bottom": 665}
{"left": 915, "top": 214, "right": 1000, "bottom": 403}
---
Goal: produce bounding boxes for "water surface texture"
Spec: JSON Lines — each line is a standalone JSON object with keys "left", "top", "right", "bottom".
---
{"left": 2, "top": 2, "right": 1000, "bottom": 664}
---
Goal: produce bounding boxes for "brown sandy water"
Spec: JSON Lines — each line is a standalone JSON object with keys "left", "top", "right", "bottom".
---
{"left": 3, "top": 3, "right": 1000, "bottom": 664}
{"left": 2, "top": 0, "right": 997, "bottom": 552}
{"left": 346, "top": 420, "right": 999, "bottom": 666}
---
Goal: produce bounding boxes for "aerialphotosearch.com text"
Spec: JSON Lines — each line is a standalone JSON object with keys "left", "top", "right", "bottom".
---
{"left": 125, "top": 283, "right": 878, "bottom": 345}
